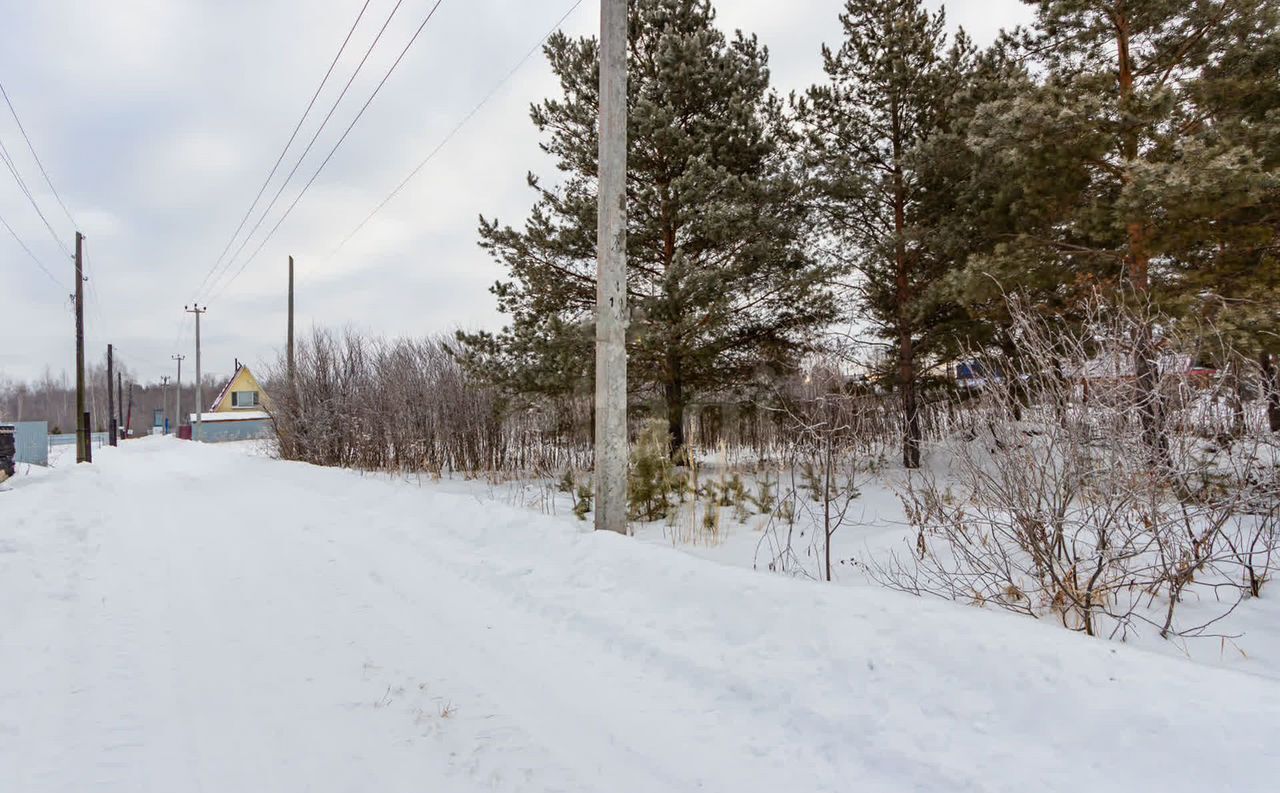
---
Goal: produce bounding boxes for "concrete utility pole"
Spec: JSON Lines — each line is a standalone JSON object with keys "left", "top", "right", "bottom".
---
{"left": 594, "top": 0, "right": 628, "bottom": 534}
{"left": 184, "top": 305, "right": 206, "bottom": 441}
{"left": 106, "top": 343, "right": 117, "bottom": 446}
{"left": 287, "top": 255, "right": 295, "bottom": 383}
{"left": 74, "top": 231, "right": 87, "bottom": 463}
{"left": 172, "top": 354, "right": 185, "bottom": 434}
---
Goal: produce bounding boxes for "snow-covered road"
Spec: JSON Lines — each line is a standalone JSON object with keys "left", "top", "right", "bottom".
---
{"left": 2, "top": 438, "right": 1278, "bottom": 792}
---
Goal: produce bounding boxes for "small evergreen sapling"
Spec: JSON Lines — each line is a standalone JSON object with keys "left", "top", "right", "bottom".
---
{"left": 751, "top": 477, "right": 777, "bottom": 516}
{"left": 629, "top": 419, "right": 678, "bottom": 521}
{"left": 573, "top": 484, "right": 593, "bottom": 521}
{"left": 557, "top": 468, "right": 575, "bottom": 494}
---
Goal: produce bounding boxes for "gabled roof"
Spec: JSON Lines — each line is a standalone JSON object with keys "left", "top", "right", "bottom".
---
{"left": 209, "top": 366, "right": 238, "bottom": 412}
{"left": 210, "top": 363, "right": 265, "bottom": 411}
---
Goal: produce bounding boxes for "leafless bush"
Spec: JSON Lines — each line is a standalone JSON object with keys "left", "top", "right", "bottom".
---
{"left": 862, "top": 295, "right": 1279, "bottom": 641}
{"left": 755, "top": 362, "right": 875, "bottom": 581}
{"left": 266, "top": 329, "right": 591, "bottom": 476}
{"left": 686, "top": 359, "right": 971, "bottom": 467}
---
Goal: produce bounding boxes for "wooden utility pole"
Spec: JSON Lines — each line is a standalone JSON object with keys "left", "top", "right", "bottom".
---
{"left": 161, "top": 375, "right": 171, "bottom": 433}
{"left": 125, "top": 383, "right": 134, "bottom": 437}
{"left": 594, "top": 0, "right": 628, "bottom": 534}
{"left": 172, "top": 354, "right": 185, "bottom": 433}
{"left": 106, "top": 343, "right": 117, "bottom": 446}
{"left": 185, "top": 305, "right": 206, "bottom": 441}
{"left": 287, "top": 255, "right": 295, "bottom": 382}
{"left": 116, "top": 373, "right": 123, "bottom": 433}
{"left": 74, "top": 231, "right": 87, "bottom": 463}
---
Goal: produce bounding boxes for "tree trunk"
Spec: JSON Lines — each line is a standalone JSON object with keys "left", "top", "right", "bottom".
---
{"left": 891, "top": 94, "right": 920, "bottom": 469}
{"left": 659, "top": 182, "right": 684, "bottom": 461}
{"left": 1261, "top": 351, "right": 1280, "bottom": 433}
{"left": 1000, "top": 335, "right": 1026, "bottom": 422}
{"left": 1133, "top": 324, "right": 1167, "bottom": 463}
{"left": 1228, "top": 358, "right": 1246, "bottom": 437}
{"left": 665, "top": 359, "right": 686, "bottom": 460}
{"left": 823, "top": 433, "right": 833, "bottom": 582}
{"left": 900, "top": 334, "right": 921, "bottom": 469}
{"left": 1115, "top": 10, "right": 1165, "bottom": 464}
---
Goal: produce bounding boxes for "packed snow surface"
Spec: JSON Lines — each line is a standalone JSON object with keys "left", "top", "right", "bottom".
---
{"left": 2, "top": 437, "right": 1277, "bottom": 791}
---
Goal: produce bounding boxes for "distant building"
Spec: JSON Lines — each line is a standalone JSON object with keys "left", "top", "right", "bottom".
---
{"left": 1069, "top": 351, "right": 1218, "bottom": 402}
{"left": 1, "top": 424, "right": 14, "bottom": 483}
{"left": 955, "top": 361, "right": 1002, "bottom": 390}
{"left": 0, "top": 421, "right": 49, "bottom": 468}
{"left": 185, "top": 363, "right": 273, "bottom": 443}
{"left": 209, "top": 363, "right": 270, "bottom": 413}
{"left": 1071, "top": 351, "right": 1216, "bottom": 383}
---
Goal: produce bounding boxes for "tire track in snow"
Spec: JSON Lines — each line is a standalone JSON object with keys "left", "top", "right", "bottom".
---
{"left": 300, "top": 490, "right": 847, "bottom": 792}
{"left": 53, "top": 474, "right": 197, "bottom": 793}
{"left": 225, "top": 491, "right": 591, "bottom": 791}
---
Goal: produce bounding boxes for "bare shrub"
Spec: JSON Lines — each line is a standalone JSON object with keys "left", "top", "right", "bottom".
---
{"left": 687, "top": 378, "right": 953, "bottom": 467}
{"left": 266, "top": 329, "right": 591, "bottom": 476}
{"left": 863, "top": 295, "right": 1279, "bottom": 641}
{"left": 755, "top": 363, "right": 873, "bottom": 581}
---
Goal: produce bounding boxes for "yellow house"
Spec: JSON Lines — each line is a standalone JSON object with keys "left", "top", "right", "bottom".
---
{"left": 209, "top": 363, "right": 270, "bottom": 413}
{"left": 185, "top": 363, "right": 273, "bottom": 442}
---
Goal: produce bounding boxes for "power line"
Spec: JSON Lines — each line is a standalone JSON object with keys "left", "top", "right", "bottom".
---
{"left": 211, "top": 0, "right": 448, "bottom": 299}
{"left": 108, "top": 345, "right": 171, "bottom": 389}
{"left": 329, "top": 0, "right": 585, "bottom": 259}
{"left": 201, "top": 0, "right": 414, "bottom": 301}
{"left": 0, "top": 78, "right": 76, "bottom": 226}
{"left": 0, "top": 206, "right": 65, "bottom": 290}
{"left": 0, "top": 128, "right": 71, "bottom": 257}
{"left": 0, "top": 135, "right": 37, "bottom": 203}
{"left": 170, "top": 311, "right": 189, "bottom": 356}
{"left": 188, "top": 0, "right": 375, "bottom": 301}
{"left": 81, "top": 236, "right": 112, "bottom": 343}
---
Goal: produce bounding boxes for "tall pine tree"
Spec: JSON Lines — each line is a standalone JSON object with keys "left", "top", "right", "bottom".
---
{"left": 1168, "top": 1, "right": 1280, "bottom": 429}
{"left": 960, "top": 0, "right": 1280, "bottom": 449}
{"left": 922, "top": 37, "right": 1039, "bottom": 363}
{"left": 799, "top": 0, "right": 975, "bottom": 468}
{"left": 458, "top": 0, "right": 836, "bottom": 455}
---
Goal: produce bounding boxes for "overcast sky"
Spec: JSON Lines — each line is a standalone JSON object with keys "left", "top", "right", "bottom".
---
{"left": 0, "top": 0, "right": 1032, "bottom": 386}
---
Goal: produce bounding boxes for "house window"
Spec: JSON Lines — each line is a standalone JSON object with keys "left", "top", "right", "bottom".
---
{"left": 231, "top": 390, "right": 260, "bottom": 408}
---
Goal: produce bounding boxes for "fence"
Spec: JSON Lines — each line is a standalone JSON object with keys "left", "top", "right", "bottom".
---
{"left": 49, "top": 432, "right": 110, "bottom": 451}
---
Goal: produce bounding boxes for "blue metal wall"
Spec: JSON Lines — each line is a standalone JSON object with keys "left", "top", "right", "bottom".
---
{"left": 194, "top": 419, "right": 273, "bottom": 443}
{"left": 13, "top": 422, "right": 49, "bottom": 466}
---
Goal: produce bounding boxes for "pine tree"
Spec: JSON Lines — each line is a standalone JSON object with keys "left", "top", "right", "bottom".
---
{"left": 799, "top": 0, "right": 975, "bottom": 468}
{"left": 457, "top": 0, "right": 837, "bottom": 455}
{"left": 920, "top": 38, "right": 1039, "bottom": 363}
{"left": 960, "top": 0, "right": 1280, "bottom": 449}
{"left": 1167, "top": 2, "right": 1280, "bottom": 429}
{"left": 933, "top": 37, "right": 1064, "bottom": 353}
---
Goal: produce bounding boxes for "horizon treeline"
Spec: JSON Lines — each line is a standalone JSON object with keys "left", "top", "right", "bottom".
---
{"left": 0, "top": 362, "right": 225, "bottom": 435}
